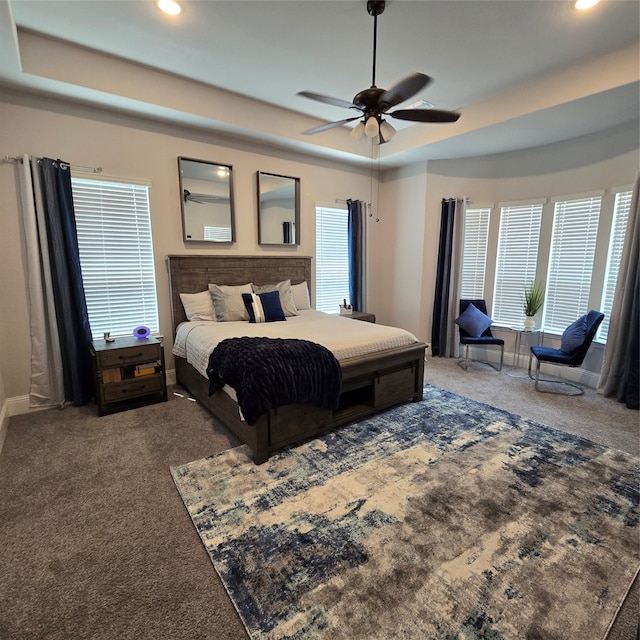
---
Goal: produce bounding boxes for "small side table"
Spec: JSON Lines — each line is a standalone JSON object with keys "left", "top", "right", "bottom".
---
{"left": 506, "top": 326, "right": 543, "bottom": 370}
{"left": 341, "top": 310, "right": 376, "bottom": 323}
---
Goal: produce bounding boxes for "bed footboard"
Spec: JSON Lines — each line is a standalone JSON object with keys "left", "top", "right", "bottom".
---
{"left": 175, "top": 341, "right": 425, "bottom": 464}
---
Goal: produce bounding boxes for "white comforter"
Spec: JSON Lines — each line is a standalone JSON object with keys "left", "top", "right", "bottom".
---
{"left": 173, "top": 309, "right": 420, "bottom": 379}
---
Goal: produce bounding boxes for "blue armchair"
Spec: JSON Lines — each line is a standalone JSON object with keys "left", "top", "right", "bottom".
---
{"left": 456, "top": 299, "right": 504, "bottom": 371}
{"left": 528, "top": 310, "right": 604, "bottom": 395}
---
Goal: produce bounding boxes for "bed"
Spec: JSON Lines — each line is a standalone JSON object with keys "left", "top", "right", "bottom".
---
{"left": 167, "top": 255, "right": 426, "bottom": 463}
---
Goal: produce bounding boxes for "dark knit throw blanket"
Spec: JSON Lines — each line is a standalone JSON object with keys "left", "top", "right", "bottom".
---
{"left": 206, "top": 337, "right": 342, "bottom": 425}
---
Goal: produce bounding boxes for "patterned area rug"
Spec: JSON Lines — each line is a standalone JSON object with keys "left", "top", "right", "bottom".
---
{"left": 171, "top": 384, "right": 639, "bottom": 640}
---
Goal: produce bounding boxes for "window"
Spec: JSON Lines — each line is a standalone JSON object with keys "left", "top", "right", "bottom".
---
{"left": 460, "top": 187, "right": 631, "bottom": 342}
{"left": 543, "top": 195, "right": 601, "bottom": 334}
{"left": 460, "top": 207, "right": 490, "bottom": 298}
{"left": 204, "top": 225, "right": 232, "bottom": 241}
{"left": 492, "top": 202, "right": 543, "bottom": 325}
{"left": 315, "top": 205, "right": 349, "bottom": 314}
{"left": 598, "top": 190, "right": 633, "bottom": 342}
{"left": 72, "top": 177, "right": 159, "bottom": 339}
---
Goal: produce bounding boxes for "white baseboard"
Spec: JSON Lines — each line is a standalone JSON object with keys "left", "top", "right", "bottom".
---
{"left": 0, "top": 400, "right": 8, "bottom": 459}
{"left": 6, "top": 394, "right": 39, "bottom": 417}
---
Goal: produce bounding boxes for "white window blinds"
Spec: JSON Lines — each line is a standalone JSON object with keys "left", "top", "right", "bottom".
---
{"left": 460, "top": 207, "right": 490, "bottom": 299}
{"left": 598, "top": 190, "right": 632, "bottom": 342}
{"left": 543, "top": 195, "right": 601, "bottom": 334}
{"left": 492, "top": 203, "right": 543, "bottom": 325}
{"left": 72, "top": 177, "right": 159, "bottom": 339}
{"left": 315, "top": 205, "right": 349, "bottom": 314}
{"left": 204, "top": 225, "right": 233, "bottom": 242}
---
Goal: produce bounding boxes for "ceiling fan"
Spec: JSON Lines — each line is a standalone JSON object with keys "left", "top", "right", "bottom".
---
{"left": 297, "top": 0, "right": 460, "bottom": 144}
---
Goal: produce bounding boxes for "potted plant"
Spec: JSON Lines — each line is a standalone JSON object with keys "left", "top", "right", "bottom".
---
{"left": 523, "top": 282, "right": 544, "bottom": 329}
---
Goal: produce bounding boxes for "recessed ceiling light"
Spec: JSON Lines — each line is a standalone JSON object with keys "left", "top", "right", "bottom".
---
{"left": 157, "top": 0, "right": 181, "bottom": 16}
{"left": 574, "top": 0, "right": 600, "bottom": 10}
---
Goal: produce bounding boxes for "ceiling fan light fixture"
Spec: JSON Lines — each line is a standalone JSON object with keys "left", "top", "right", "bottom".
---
{"left": 350, "top": 121, "right": 366, "bottom": 140}
{"left": 364, "top": 116, "right": 380, "bottom": 138}
{"left": 157, "top": 0, "right": 182, "bottom": 16}
{"left": 574, "top": 0, "right": 600, "bottom": 9}
{"left": 379, "top": 119, "right": 396, "bottom": 141}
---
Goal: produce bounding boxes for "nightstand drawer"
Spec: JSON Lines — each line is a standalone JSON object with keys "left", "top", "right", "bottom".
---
{"left": 97, "top": 343, "right": 160, "bottom": 368}
{"left": 101, "top": 374, "right": 164, "bottom": 403}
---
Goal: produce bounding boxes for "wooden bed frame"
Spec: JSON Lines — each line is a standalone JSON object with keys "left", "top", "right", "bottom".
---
{"left": 167, "top": 255, "right": 426, "bottom": 463}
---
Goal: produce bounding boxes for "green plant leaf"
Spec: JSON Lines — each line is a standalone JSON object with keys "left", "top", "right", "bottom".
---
{"left": 523, "top": 282, "right": 545, "bottom": 316}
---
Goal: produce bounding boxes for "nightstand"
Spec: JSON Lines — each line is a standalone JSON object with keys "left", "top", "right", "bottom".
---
{"left": 90, "top": 335, "right": 167, "bottom": 416}
{"left": 345, "top": 310, "right": 376, "bottom": 323}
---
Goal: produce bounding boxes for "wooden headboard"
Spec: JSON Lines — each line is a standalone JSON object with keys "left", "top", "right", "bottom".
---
{"left": 166, "top": 255, "right": 312, "bottom": 331}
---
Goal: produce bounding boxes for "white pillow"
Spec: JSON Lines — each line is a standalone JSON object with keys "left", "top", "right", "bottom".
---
{"left": 291, "top": 281, "right": 311, "bottom": 310}
{"left": 180, "top": 291, "right": 216, "bottom": 321}
{"left": 252, "top": 280, "right": 299, "bottom": 317}
{"left": 208, "top": 283, "right": 253, "bottom": 321}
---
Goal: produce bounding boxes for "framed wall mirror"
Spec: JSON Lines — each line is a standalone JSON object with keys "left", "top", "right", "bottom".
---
{"left": 178, "top": 157, "right": 235, "bottom": 243}
{"left": 257, "top": 171, "right": 300, "bottom": 245}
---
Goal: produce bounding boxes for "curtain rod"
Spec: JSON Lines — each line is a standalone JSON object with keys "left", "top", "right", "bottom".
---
{"left": 3, "top": 155, "right": 102, "bottom": 174}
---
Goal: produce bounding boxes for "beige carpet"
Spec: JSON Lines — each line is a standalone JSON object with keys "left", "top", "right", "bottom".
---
{"left": 0, "top": 355, "right": 637, "bottom": 639}
{"left": 424, "top": 357, "right": 639, "bottom": 457}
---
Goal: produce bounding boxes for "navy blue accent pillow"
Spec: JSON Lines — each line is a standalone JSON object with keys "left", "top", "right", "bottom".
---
{"left": 560, "top": 314, "right": 588, "bottom": 354}
{"left": 455, "top": 303, "right": 492, "bottom": 337}
{"left": 242, "top": 291, "right": 286, "bottom": 323}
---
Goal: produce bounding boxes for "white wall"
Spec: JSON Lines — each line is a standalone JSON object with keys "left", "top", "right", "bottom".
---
{"left": 368, "top": 162, "right": 429, "bottom": 339}
{"left": 0, "top": 92, "right": 375, "bottom": 401}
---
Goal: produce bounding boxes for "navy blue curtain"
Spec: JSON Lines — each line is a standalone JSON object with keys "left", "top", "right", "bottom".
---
{"left": 282, "top": 221, "right": 296, "bottom": 244}
{"left": 621, "top": 261, "right": 639, "bottom": 408}
{"left": 347, "top": 199, "right": 365, "bottom": 312}
{"left": 39, "top": 158, "right": 94, "bottom": 405}
{"left": 431, "top": 198, "right": 456, "bottom": 356}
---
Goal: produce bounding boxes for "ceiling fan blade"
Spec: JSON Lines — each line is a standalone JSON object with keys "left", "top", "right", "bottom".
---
{"left": 302, "top": 116, "right": 362, "bottom": 135}
{"left": 297, "top": 91, "right": 359, "bottom": 111}
{"left": 379, "top": 72, "right": 432, "bottom": 110}
{"left": 390, "top": 108, "right": 461, "bottom": 123}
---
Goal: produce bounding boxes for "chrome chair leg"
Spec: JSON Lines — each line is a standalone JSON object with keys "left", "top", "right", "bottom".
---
{"left": 458, "top": 343, "right": 502, "bottom": 372}
{"left": 528, "top": 354, "right": 585, "bottom": 395}
{"left": 457, "top": 344, "right": 470, "bottom": 370}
